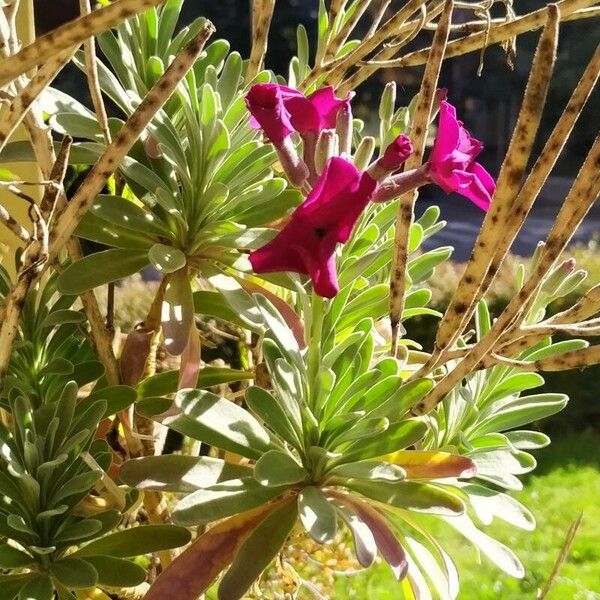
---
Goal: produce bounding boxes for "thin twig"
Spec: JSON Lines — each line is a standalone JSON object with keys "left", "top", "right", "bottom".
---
{"left": 379, "top": 0, "right": 597, "bottom": 70}
{"left": 366, "top": 0, "right": 393, "bottom": 39}
{"left": 321, "top": 0, "right": 429, "bottom": 88}
{"left": 0, "top": 202, "right": 30, "bottom": 242}
{"left": 324, "top": 0, "right": 374, "bottom": 62}
{"left": 339, "top": 0, "right": 445, "bottom": 92}
{"left": 469, "top": 43, "right": 600, "bottom": 313}
{"left": 538, "top": 513, "right": 583, "bottom": 599}
{"left": 79, "top": 0, "right": 111, "bottom": 144}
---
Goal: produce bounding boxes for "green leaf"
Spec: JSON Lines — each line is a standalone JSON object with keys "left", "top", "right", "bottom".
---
{"left": 336, "top": 285, "right": 388, "bottom": 331}
{"left": 471, "top": 393, "right": 568, "bottom": 436}
{"left": 245, "top": 386, "right": 302, "bottom": 450}
{"left": 148, "top": 243, "right": 186, "bottom": 274}
{"left": 328, "top": 461, "right": 406, "bottom": 483}
{"left": 0, "top": 167, "right": 19, "bottom": 182}
{"left": 218, "top": 500, "right": 298, "bottom": 600}
{"left": 347, "top": 480, "right": 465, "bottom": 516}
{"left": 460, "top": 483, "right": 535, "bottom": 530}
{"left": 137, "top": 366, "right": 253, "bottom": 398}
{"left": 89, "top": 195, "right": 168, "bottom": 238}
{"left": 296, "top": 24, "right": 309, "bottom": 78}
{"left": 17, "top": 575, "right": 53, "bottom": 600}
{"left": 340, "top": 420, "right": 427, "bottom": 463}
{"left": 173, "top": 478, "right": 288, "bottom": 526}
{"left": 75, "top": 211, "right": 156, "bottom": 250}
{"left": 217, "top": 52, "right": 242, "bottom": 110}
{"left": 50, "top": 557, "right": 98, "bottom": 589}
{"left": 119, "top": 455, "right": 252, "bottom": 493}
{"left": 0, "top": 575, "right": 34, "bottom": 600}
{"left": 75, "top": 525, "right": 191, "bottom": 558}
{"left": 408, "top": 247, "right": 453, "bottom": 283}
{"left": 254, "top": 451, "right": 308, "bottom": 487}
{"left": 193, "top": 290, "right": 262, "bottom": 332}
{"left": 53, "top": 519, "right": 102, "bottom": 544}
{"left": 504, "top": 430, "right": 550, "bottom": 450}
{"left": 165, "top": 389, "right": 277, "bottom": 460}
{"left": 57, "top": 249, "right": 150, "bottom": 294}
{"left": 481, "top": 373, "right": 545, "bottom": 405}
{"left": 82, "top": 556, "right": 146, "bottom": 588}
{"left": 86, "top": 385, "right": 138, "bottom": 418}
{"left": 40, "top": 310, "right": 85, "bottom": 329}
{"left": 136, "top": 395, "right": 173, "bottom": 416}
{"left": 298, "top": 486, "right": 337, "bottom": 544}
{"left": 0, "top": 544, "right": 34, "bottom": 568}
{"left": 442, "top": 514, "right": 524, "bottom": 577}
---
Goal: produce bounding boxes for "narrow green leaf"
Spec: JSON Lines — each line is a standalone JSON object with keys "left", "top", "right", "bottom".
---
{"left": 17, "top": 575, "right": 53, "bottom": 600}
{"left": 0, "top": 544, "right": 34, "bottom": 568}
{"left": 57, "top": 249, "right": 150, "bottom": 294}
{"left": 166, "top": 389, "right": 276, "bottom": 460}
{"left": 119, "top": 455, "right": 252, "bottom": 493}
{"left": 82, "top": 556, "right": 146, "bottom": 587}
{"left": 148, "top": 243, "right": 186, "bottom": 274}
{"left": 75, "top": 525, "right": 191, "bottom": 558}
{"left": 347, "top": 480, "right": 465, "bottom": 516}
{"left": 173, "top": 478, "right": 288, "bottom": 526}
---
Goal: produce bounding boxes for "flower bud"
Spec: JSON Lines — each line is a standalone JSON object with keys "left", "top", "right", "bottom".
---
{"left": 353, "top": 136, "right": 375, "bottom": 170}
{"left": 541, "top": 258, "right": 577, "bottom": 297}
{"left": 367, "top": 134, "right": 413, "bottom": 182}
{"left": 145, "top": 136, "right": 162, "bottom": 159}
{"left": 379, "top": 82, "right": 396, "bottom": 124}
{"left": 336, "top": 104, "right": 353, "bottom": 157}
{"left": 528, "top": 241, "right": 546, "bottom": 276}
{"left": 315, "top": 130, "right": 337, "bottom": 175}
{"left": 555, "top": 268, "right": 587, "bottom": 298}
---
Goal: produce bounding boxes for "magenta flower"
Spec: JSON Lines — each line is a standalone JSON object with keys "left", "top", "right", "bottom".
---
{"left": 427, "top": 100, "right": 495, "bottom": 211}
{"left": 246, "top": 83, "right": 351, "bottom": 143}
{"left": 245, "top": 83, "right": 297, "bottom": 145}
{"left": 249, "top": 157, "right": 377, "bottom": 297}
{"left": 285, "top": 86, "right": 351, "bottom": 134}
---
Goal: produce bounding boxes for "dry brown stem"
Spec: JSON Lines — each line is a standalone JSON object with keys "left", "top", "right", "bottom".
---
{"left": 0, "top": 0, "right": 168, "bottom": 87}
{"left": 246, "top": 0, "right": 276, "bottom": 84}
{"left": 388, "top": 0, "right": 453, "bottom": 355}
{"left": 79, "top": 0, "right": 111, "bottom": 144}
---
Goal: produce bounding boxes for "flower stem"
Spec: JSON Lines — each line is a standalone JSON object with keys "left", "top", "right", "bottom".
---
{"left": 372, "top": 165, "right": 430, "bottom": 202}
{"left": 307, "top": 290, "right": 326, "bottom": 409}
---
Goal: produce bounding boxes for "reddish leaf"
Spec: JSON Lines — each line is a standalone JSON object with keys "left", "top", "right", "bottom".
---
{"left": 119, "top": 328, "right": 153, "bottom": 386}
{"left": 238, "top": 279, "right": 305, "bottom": 347}
{"left": 178, "top": 325, "right": 201, "bottom": 390}
{"left": 328, "top": 491, "right": 407, "bottom": 580}
{"left": 144, "top": 498, "right": 289, "bottom": 600}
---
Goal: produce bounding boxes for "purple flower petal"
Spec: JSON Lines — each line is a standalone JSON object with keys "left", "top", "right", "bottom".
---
{"left": 245, "top": 83, "right": 296, "bottom": 145}
{"left": 427, "top": 99, "right": 495, "bottom": 212}
{"left": 249, "top": 156, "right": 377, "bottom": 298}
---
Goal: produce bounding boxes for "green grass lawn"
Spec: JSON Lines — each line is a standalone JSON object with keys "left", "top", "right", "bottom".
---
{"left": 334, "top": 431, "right": 600, "bottom": 599}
